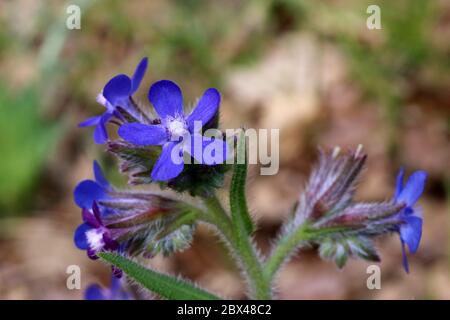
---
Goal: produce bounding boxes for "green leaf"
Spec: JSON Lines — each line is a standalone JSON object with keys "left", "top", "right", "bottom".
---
{"left": 99, "top": 252, "right": 221, "bottom": 300}
{"left": 318, "top": 235, "right": 380, "bottom": 269}
{"left": 230, "top": 132, "right": 255, "bottom": 235}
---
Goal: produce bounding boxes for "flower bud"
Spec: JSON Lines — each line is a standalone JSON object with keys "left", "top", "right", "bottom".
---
{"left": 294, "top": 146, "right": 367, "bottom": 226}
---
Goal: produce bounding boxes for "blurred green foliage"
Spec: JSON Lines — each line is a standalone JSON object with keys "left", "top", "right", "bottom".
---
{"left": 0, "top": 84, "right": 59, "bottom": 213}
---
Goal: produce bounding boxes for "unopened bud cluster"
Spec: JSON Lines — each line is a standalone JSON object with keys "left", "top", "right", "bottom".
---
{"left": 287, "top": 146, "right": 426, "bottom": 271}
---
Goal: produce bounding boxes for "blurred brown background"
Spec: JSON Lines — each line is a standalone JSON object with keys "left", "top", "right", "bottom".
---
{"left": 0, "top": 0, "right": 449, "bottom": 299}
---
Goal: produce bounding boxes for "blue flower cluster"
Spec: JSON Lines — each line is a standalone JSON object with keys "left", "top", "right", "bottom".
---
{"left": 74, "top": 57, "right": 233, "bottom": 287}
{"left": 74, "top": 57, "right": 428, "bottom": 300}
{"left": 79, "top": 57, "right": 227, "bottom": 181}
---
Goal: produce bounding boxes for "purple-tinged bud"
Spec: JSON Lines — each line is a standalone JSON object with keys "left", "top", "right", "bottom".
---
{"left": 317, "top": 201, "right": 406, "bottom": 232}
{"left": 311, "top": 199, "right": 415, "bottom": 269}
{"left": 294, "top": 146, "right": 367, "bottom": 226}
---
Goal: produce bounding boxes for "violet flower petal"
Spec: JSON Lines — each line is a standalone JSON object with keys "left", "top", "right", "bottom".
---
{"left": 118, "top": 123, "right": 168, "bottom": 145}
{"left": 151, "top": 141, "right": 184, "bottom": 181}
{"left": 148, "top": 80, "right": 183, "bottom": 119}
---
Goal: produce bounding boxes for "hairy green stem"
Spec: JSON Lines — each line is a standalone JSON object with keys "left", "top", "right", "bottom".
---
{"left": 201, "top": 194, "right": 235, "bottom": 240}
{"left": 264, "top": 224, "right": 355, "bottom": 282}
{"left": 264, "top": 224, "right": 311, "bottom": 280}
{"left": 201, "top": 194, "right": 271, "bottom": 300}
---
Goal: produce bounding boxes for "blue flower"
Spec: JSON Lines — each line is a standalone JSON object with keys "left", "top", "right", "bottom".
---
{"left": 118, "top": 80, "right": 227, "bottom": 181}
{"left": 73, "top": 161, "right": 118, "bottom": 260}
{"left": 394, "top": 168, "right": 427, "bottom": 273}
{"left": 74, "top": 202, "right": 119, "bottom": 260}
{"left": 85, "top": 276, "right": 132, "bottom": 300}
{"left": 79, "top": 57, "right": 148, "bottom": 144}
{"left": 73, "top": 160, "right": 112, "bottom": 210}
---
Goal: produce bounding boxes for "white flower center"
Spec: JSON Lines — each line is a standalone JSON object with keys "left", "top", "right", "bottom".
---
{"left": 86, "top": 229, "right": 105, "bottom": 252}
{"left": 168, "top": 119, "right": 188, "bottom": 140}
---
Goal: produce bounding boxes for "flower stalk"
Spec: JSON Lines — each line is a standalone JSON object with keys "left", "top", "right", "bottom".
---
{"left": 264, "top": 223, "right": 311, "bottom": 281}
{"left": 201, "top": 193, "right": 271, "bottom": 300}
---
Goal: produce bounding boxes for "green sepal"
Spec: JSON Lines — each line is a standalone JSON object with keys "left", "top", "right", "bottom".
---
{"left": 166, "top": 162, "right": 230, "bottom": 197}
{"left": 107, "top": 140, "right": 160, "bottom": 185}
{"left": 108, "top": 137, "right": 230, "bottom": 196}
{"left": 318, "top": 235, "right": 380, "bottom": 269}
{"left": 117, "top": 203, "right": 199, "bottom": 258}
